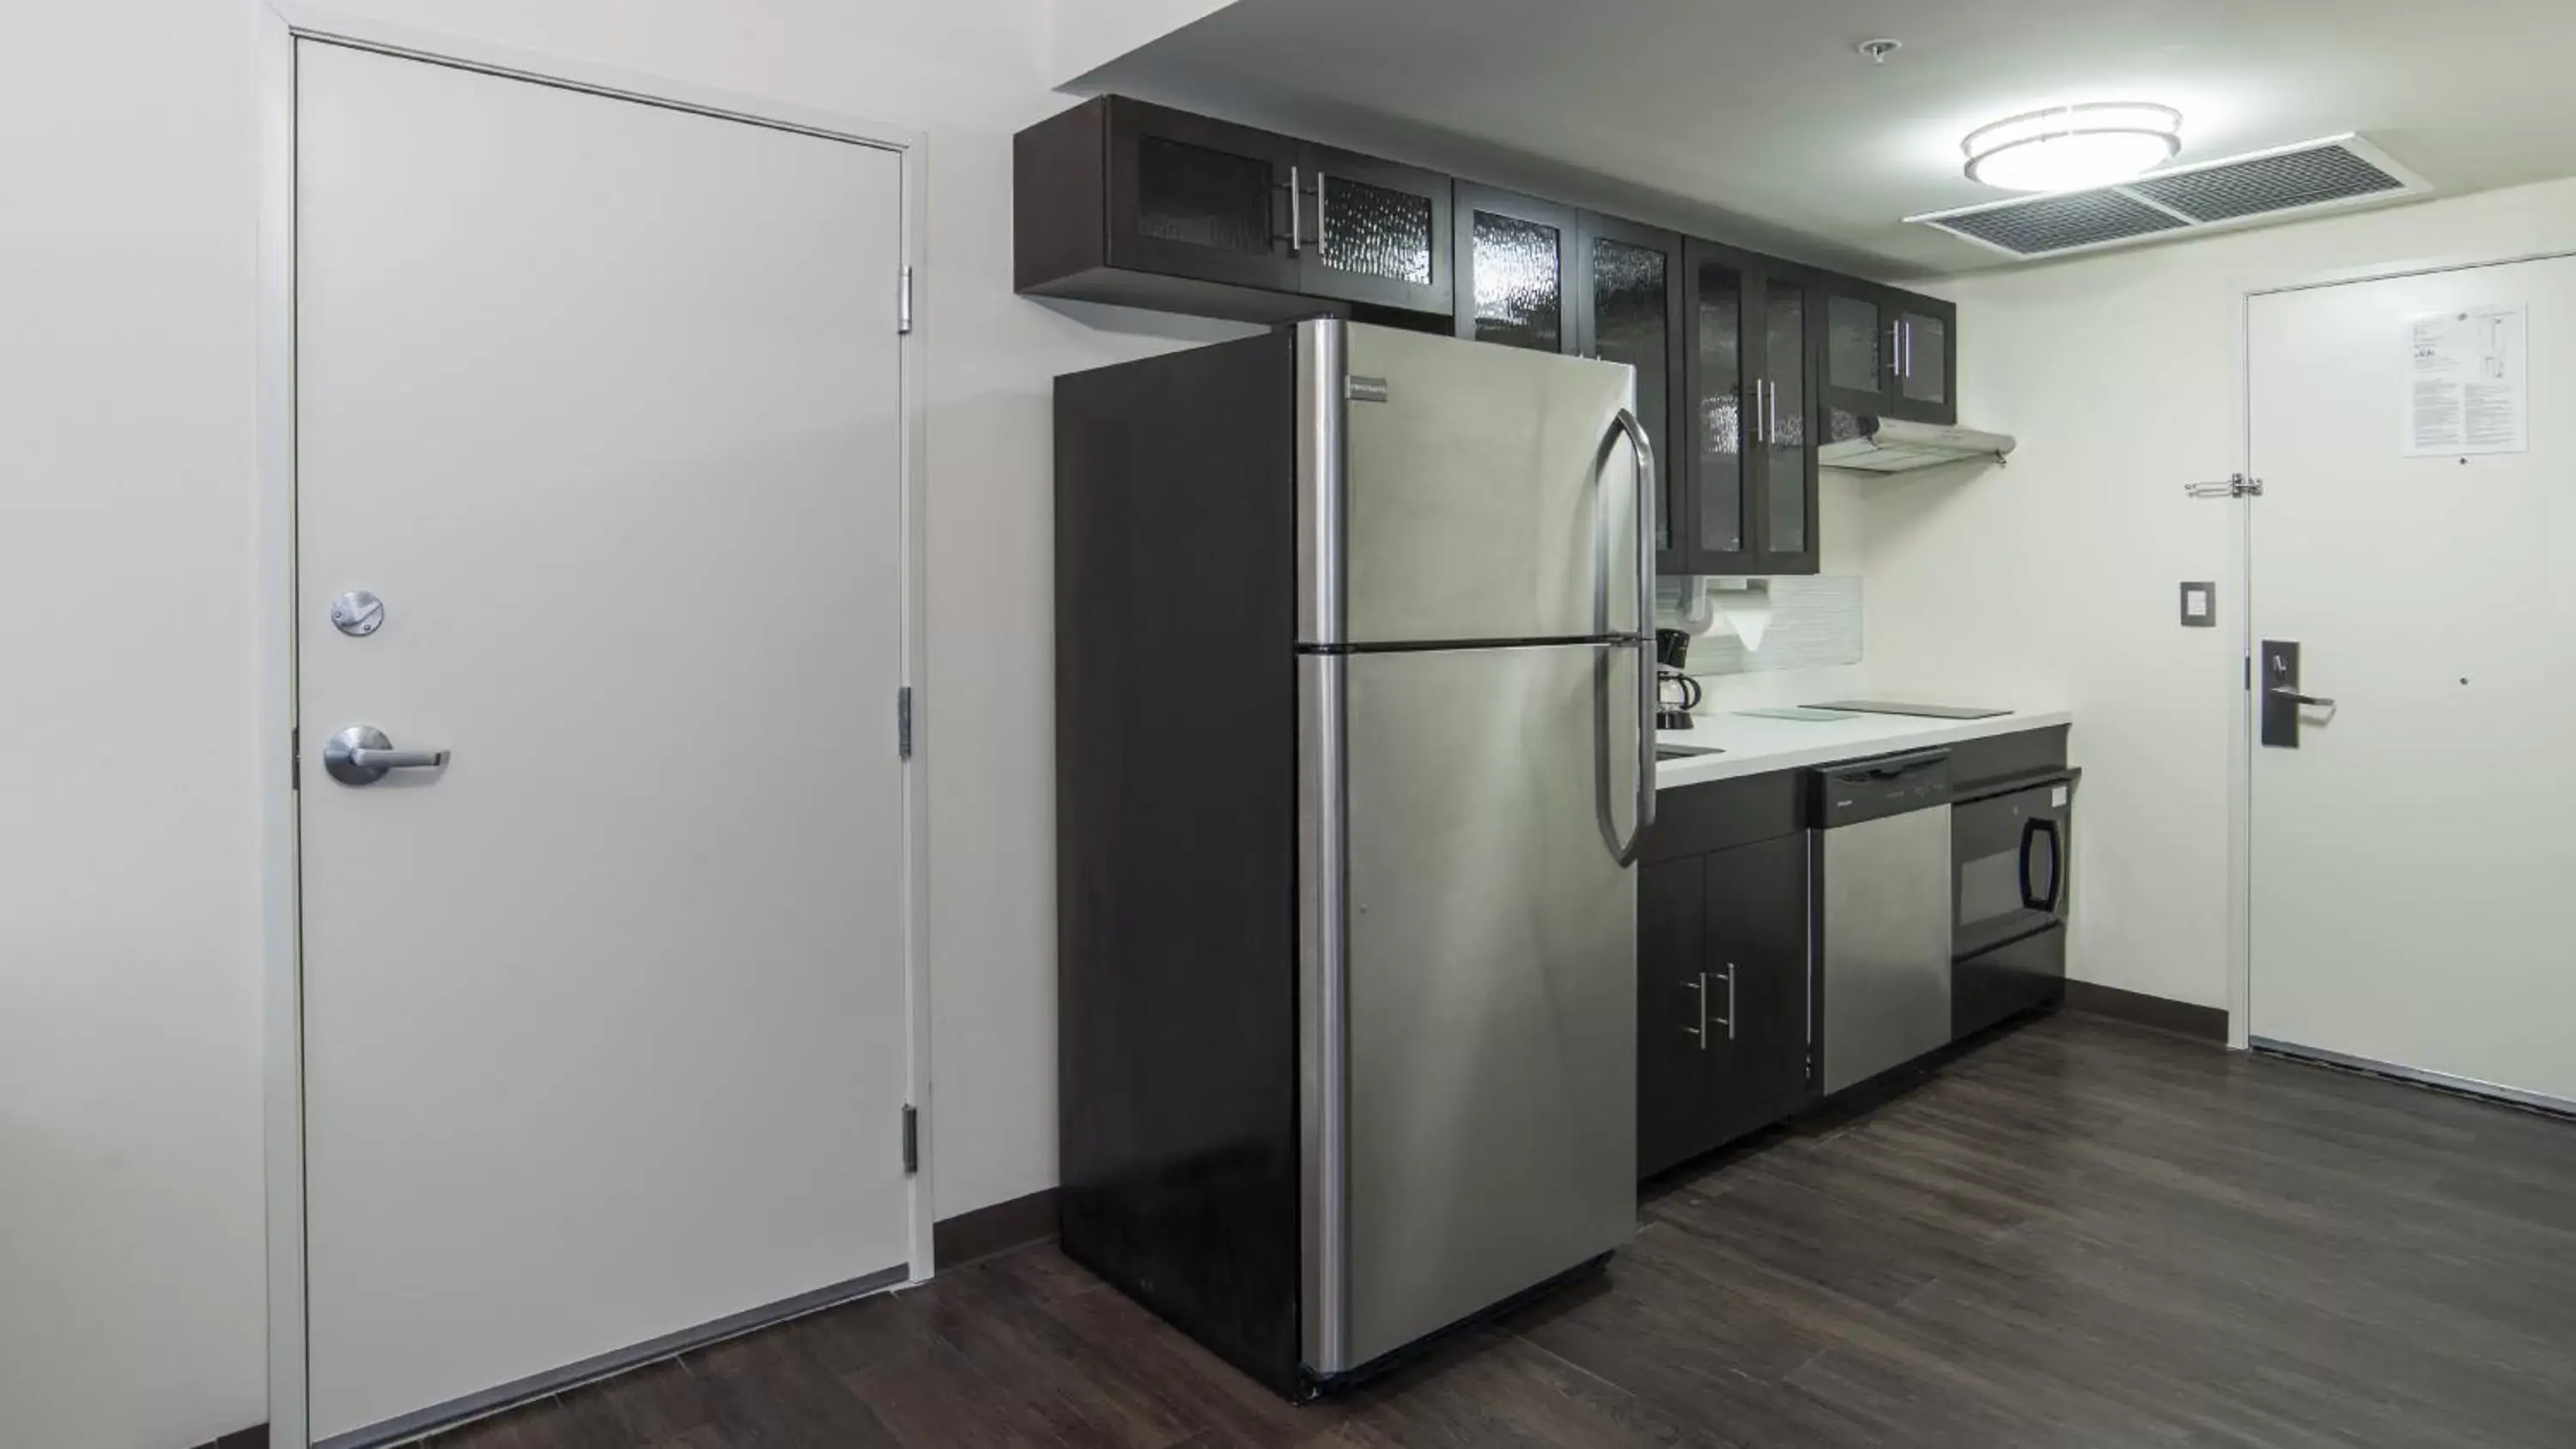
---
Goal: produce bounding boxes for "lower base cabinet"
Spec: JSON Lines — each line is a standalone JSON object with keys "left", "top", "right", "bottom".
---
{"left": 1638, "top": 832, "right": 1810, "bottom": 1178}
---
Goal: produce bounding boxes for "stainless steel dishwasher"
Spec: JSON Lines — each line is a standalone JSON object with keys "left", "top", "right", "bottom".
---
{"left": 1810, "top": 749, "right": 1955, "bottom": 1094}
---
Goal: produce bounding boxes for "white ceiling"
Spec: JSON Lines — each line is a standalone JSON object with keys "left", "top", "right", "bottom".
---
{"left": 1069, "top": 0, "right": 2576, "bottom": 277}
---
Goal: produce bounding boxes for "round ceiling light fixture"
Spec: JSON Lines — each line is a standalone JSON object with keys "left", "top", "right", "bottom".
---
{"left": 1962, "top": 102, "right": 2182, "bottom": 192}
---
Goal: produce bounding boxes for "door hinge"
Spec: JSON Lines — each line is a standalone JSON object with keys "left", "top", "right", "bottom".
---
{"left": 290, "top": 725, "right": 301, "bottom": 791}
{"left": 896, "top": 686, "right": 914, "bottom": 760}
{"left": 896, "top": 264, "right": 914, "bottom": 336}
{"left": 2184, "top": 472, "right": 2263, "bottom": 499}
{"left": 901, "top": 1105, "right": 919, "bottom": 1175}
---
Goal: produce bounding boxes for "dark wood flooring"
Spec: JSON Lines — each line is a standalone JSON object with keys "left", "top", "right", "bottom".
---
{"left": 421, "top": 1014, "right": 2576, "bottom": 1448}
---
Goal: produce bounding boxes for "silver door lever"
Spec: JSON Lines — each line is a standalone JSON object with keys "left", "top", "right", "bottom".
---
{"left": 324, "top": 724, "right": 451, "bottom": 786}
{"left": 2268, "top": 686, "right": 2336, "bottom": 707}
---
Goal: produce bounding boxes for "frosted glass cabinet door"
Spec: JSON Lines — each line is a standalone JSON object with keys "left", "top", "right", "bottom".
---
{"left": 1456, "top": 184, "right": 1576, "bottom": 355}
{"left": 1825, "top": 287, "right": 1885, "bottom": 411}
{"left": 1762, "top": 273, "right": 1817, "bottom": 570}
{"left": 1577, "top": 213, "right": 1684, "bottom": 568}
{"left": 1686, "top": 247, "right": 1752, "bottom": 571}
{"left": 1897, "top": 306, "right": 1950, "bottom": 414}
{"left": 1680, "top": 239, "right": 1816, "bottom": 576}
{"left": 1107, "top": 99, "right": 1302, "bottom": 295}
{"left": 1298, "top": 143, "right": 1452, "bottom": 316}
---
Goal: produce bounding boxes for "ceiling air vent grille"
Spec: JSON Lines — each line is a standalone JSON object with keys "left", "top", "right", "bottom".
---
{"left": 1910, "top": 136, "right": 2427, "bottom": 260}
{"left": 1933, "top": 190, "right": 2188, "bottom": 254}
{"left": 2128, "top": 145, "right": 2407, "bottom": 221}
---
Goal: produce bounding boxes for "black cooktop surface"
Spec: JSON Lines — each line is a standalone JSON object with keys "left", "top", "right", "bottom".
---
{"left": 1805, "top": 700, "right": 2014, "bottom": 720}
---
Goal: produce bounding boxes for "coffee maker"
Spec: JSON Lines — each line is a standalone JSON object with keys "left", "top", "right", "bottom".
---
{"left": 1656, "top": 628, "right": 1701, "bottom": 730}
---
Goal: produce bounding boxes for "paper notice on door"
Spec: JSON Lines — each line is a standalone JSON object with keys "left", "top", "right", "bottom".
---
{"left": 2404, "top": 306, "right": 2527, "bottom": 456}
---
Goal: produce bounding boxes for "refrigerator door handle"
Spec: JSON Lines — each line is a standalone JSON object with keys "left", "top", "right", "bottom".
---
{"left": 1594, "top": 409, "right": 1657, "bottom": 865}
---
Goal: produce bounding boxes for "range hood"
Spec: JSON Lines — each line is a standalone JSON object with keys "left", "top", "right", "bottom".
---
{"left": 1819, "top": 416, "right": 2017, "bottom": 474}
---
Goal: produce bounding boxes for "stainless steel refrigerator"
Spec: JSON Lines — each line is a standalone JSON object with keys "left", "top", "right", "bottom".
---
{"left": 1054, "top": 318, "right": 1652, "bottom": 1397}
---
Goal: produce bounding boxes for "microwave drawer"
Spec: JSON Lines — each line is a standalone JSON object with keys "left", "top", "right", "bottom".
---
{"left": 1953, "top": 774, "right": 2075, "bottom": 962}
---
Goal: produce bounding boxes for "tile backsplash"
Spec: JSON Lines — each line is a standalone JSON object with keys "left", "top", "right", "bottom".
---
{"left": 1655, "top": 577, "right": 1863, "bottom": 677}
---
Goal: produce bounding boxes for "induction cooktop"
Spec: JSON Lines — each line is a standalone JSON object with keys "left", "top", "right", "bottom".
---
{"left": 1804, "top": 700, "right": 2014, "bottom": 720}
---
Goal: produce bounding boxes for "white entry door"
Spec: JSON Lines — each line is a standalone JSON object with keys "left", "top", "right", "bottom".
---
{"left": 2249, "top": 255, "right": 2576, "bottom": 1109}
{"left": 295, "top": 41, "right": 914, "bottom": 1442}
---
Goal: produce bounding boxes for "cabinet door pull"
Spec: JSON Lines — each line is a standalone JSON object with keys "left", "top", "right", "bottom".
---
{"left": 1683, "top": 973, "right": 1709, "bottom": 1049}
{"left": 1285, "top": 166, "right": 1301, "bottom": 256}
{"left": 1314, "top": 170, "right": 1327, "bottom": 256}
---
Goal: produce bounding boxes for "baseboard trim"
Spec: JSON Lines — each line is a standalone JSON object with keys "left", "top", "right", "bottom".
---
{"left": 2063, "top": 981, "right": 2228, "bottom": 1042}
{"left": 934, "top": 1188, "right": 1058, "bottom": 1268}
{"left": 317, "top": 1262, "right": 908, "bottom": 1449}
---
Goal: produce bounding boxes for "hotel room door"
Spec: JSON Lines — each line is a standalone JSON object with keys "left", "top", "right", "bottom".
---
{"left": 295, "top": 39, "right": 914, "bottom": 1443}
{"left": 2247, "top": 254, "right": 2576, "bottom": 1112}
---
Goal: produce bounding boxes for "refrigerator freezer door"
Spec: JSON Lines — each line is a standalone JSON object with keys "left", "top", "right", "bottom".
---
{"left": 1313, "top": 323, "right": 1643, "bottom": 646}
{"left": 1302, "top": 643, "right": 1641, "bottom": 1373}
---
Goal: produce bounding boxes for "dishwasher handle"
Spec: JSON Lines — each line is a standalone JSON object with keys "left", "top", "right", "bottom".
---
{"left": 1810, "top": 748, "right": 1954, "bottom": 829}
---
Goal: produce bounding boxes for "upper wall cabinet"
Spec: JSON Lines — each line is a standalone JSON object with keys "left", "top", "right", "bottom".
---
{"left": 1574, "top": 214, "right": 1686, "bottom": 570}
{"left": 1679, "top": 240, "right": 1818, "bottom": 577}
{"left": 1014, "top": 96, "right": 1453, "bottom": 324}
{"left": 1820, "top": 278, "right": 1958, "bottom": 426}
{"left": 1012, "top": 95, "right": 1959, "bottom": 576}
{"left": 1308, "top": 146, "right": 1455, "bottom": 316}
{"left": 1455, "top": 185, "right": 1578, "bottom": 355}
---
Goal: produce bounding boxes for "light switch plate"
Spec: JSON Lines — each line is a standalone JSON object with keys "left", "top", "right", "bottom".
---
{"left": 2179, "top": 580, "right": 2216, "bottom": 627}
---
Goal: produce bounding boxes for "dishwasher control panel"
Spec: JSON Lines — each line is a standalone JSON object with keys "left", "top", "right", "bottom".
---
{"left": 1809, "top": 748, "right": 1954, "bottom": 828}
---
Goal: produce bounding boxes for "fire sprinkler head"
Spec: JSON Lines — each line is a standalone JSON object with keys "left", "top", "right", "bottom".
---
{"left": 1857, "top": 39, "right": 1902, "bottom": 65}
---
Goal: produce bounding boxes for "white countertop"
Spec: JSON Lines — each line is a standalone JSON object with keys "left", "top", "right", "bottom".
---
{"left": 1654, "top": 706, "right": 2073, "bottom": 789}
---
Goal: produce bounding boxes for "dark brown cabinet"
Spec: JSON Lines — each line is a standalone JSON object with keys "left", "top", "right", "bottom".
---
{"left": 1015, "top": 96, "right": 1452, "bottom": 323}
{"left": 1639, "top": 825, "right": 1811, "bottom": 1179}
{"left": 1013, "top": 94, "right": 1964, "bottom": 578}
{"left": 1820, "top": 277, "right": 1958, "bottom": 426}
{"left": 1678, "top": 241, "right": 1817, "bottom": 576}
{"left": 1455, "top": 185, "right": 1577, "bottom": 355}
{"left": 1574, "top": 214, "right": 1686, "bottom": 569}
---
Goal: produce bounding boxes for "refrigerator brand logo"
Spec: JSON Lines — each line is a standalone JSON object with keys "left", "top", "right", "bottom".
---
{"left": 1346, "top": 375, "right": 1391, "bottom": 403}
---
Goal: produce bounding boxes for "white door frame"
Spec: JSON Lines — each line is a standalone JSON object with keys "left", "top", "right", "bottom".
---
{"left": 2227, "top": 244, "right": 2576, "bottom": 1056}
{"left": 254, "top": 6, "right": 935, "bottom": 1443}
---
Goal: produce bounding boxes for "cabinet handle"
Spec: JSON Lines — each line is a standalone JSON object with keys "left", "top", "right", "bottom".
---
{"left": 1766, "top": 379, "right": 1778, "bottom": 446}
{"left": 1315, "top": 170, "right": 1327, "bottom": 255}
{"left": 1285, "top": 165, "right": 1301, "bottom": 257}
{"left": 1707, "top": 964, "right": 1735, "bottom": 1040}
{"left": 1889, "top": 321, "right": 1902, "bottom": 383}
{"left": 1725, "top": 964, "right": 1737, "bottom": 1041}
{"left": 1684, "top": 973, "right": 1709, "bottom": 1049}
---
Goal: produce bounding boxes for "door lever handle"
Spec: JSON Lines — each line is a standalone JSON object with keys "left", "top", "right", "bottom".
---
{"left": 325, "top": 724, "right": 451, "bottom": 786}
{"left": 2267, "top": 686, "right": 2336, "bottom": 708}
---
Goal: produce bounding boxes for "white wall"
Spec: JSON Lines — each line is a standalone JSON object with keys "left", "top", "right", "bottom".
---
{"left": 1050, "top": 0, "right": 1235, "bottom": 85}
{"left": 2, "top": 2, "right": 1240, "bottom": 1445}
{"left": 1848, "top": 177, "right": 2576, "bottom": 1010}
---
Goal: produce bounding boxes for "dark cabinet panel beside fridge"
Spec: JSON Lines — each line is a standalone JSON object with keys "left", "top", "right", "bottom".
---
{"left": 1056, "top": 320, "right": 1650, "bottom": 1397}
